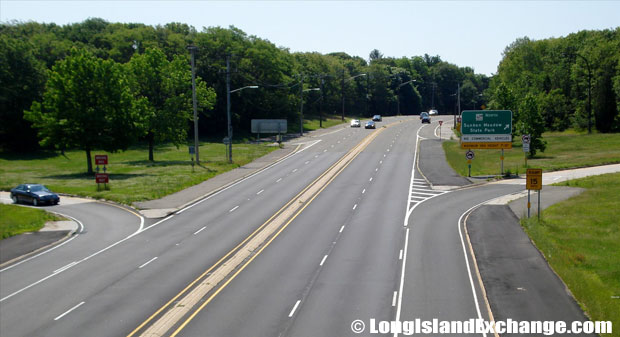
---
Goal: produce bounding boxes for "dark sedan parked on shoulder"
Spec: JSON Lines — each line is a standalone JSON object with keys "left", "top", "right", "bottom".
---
{"left": 10, "top": 184, "right": 60, "bottom": 206}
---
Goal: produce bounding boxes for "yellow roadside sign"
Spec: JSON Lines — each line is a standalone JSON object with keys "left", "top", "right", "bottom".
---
{"left": 461, "top": 142, "right": 513, "bottom": 149}
{"left": 526, "top": 168, "right": 543, "bottom": 190}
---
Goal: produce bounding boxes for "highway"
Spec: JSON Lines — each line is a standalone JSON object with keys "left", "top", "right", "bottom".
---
{"left": 1, "top": 116, "right": 525, "bottom": 337}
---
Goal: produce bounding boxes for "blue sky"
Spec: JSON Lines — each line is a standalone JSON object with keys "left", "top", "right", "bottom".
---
{"left": 2, "top": 1, "right": 618, "bottom": 75}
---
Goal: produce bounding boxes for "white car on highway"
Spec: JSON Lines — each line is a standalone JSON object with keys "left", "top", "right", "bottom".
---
{"left": 350, "top": 119, "right": 361, "bottom": 127}
{"left": 429, "top": 109, "right": 438, "bottom": 115}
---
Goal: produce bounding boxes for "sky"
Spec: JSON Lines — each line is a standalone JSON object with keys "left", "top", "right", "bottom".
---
{"left": 1, "top": 1, "right": 619, "bottom": 76}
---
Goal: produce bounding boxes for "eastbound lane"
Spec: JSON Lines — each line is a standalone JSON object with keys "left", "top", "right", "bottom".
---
{"left": 174, "top": 120, "right": 421, "bottom": 337}
{"left": 0, "top": 118, "right": 405, "bottom": 337}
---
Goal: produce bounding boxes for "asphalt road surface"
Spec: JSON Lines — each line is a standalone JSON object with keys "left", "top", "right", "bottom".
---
{"left": 0, "top": 116, "right": 590, "bottom": 337}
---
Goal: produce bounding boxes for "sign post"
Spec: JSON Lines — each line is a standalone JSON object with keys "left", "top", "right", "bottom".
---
{"left": 526, "top": 168, "right": 543, "bottom": 219}
{"left": 460, "top": 110, "right": 512, "bottom": 149}
{"left": 95, "top": 155, "right": 109, "bottom": 190}
{"left": 522, "top": 134, "right": 531, "bottom": 168}
{"left": 438, "top": 120, "right": 443, "bottom": 140}
{"left": 465, "top": 150, "right": 475, "bottom": 177}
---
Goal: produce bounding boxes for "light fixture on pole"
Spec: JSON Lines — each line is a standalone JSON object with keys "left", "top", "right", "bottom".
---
{"left": 300, "top": 86, "right": 320, "bottom": 136}
{"left": 396, "top": 79, "right": 416, "bottom": 116}
{"left": 341, "top": 73, "right": 367, "bottom": 121}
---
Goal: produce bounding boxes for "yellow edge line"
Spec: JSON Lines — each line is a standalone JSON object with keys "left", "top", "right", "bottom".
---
{"left": 170, "top": 128, "right": 379, "bottom": 337}
{"left": 127, "top": 129, "right": 384, "bottom": 337}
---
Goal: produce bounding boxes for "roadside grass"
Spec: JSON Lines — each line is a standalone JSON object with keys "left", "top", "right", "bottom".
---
{"left": 0, "top": 141, "right": 277, "bottom": 205}
{"left": 0, "top": 204, "right": 65, "bottom": 239}
{"left": 521, "top": 173, "right": 620, "bottom": 334}
{"left": 443, "top": 131, "right": 620, "bottom": 176}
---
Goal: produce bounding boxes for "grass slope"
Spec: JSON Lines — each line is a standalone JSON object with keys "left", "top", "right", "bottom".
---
{"left": 0, "top": 204, "right": 64, "bottom": 239}
{"left": 522, "top": 173, "right": 620, "bottom": 335}
{"left": 443, "top": 131, "right": 620, "bottom": 176}
{"left": 0, "top": 142, "right": 277, "bottom": 205}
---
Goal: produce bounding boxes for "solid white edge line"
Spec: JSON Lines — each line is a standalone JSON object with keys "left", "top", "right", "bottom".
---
{"left": 138, "top": 257, "right": 158, "bottom": 269}
{"left": 0, "top": 212, "right": 84, "bottom": 273}
{"left": 288, "top": 300, "right": 301, "bottom": 317}
{"left": 320, "top": 255, "right": 328, "bottom": 266}
{"left": 193, "top": 226, "right": 206, "bottom": 235}
{"left": 54, "top": 301, "right": 85, "bottom": 321}
{"left": 1, "top": 137, "right": 329, "bottom": 303}
{"left": 394, "top": 123, "right": 426, "bottom": 337}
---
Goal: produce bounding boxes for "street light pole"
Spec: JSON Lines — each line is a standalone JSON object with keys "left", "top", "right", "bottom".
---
{"left": 342, "top": 73, "right": 367, "bottom": 120}
{"left": 188, "top": 45, "right": 199, "bottom": 165}
{"left": 396, "top": 79, "right": 416, "bottom": 116}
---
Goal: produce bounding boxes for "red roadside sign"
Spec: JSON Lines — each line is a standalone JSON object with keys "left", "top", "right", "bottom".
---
{"left": 95, "top": 173, "right": 109, "bottom": 184}
{"left": 95, "top": 155, "right": 108, "bottom": 165}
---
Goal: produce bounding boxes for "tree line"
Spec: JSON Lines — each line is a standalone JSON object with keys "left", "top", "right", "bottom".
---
{"left": 0, "top": 19, "right": 488, "bottom": 161}
{"left": 2, "top": 18, "right": 617, "bottom": 165}
{"left": 487, "top": 28, "right": 620, "bottom": 155}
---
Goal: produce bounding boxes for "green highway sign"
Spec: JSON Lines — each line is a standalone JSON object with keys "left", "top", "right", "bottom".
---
{"left": 461, "top": 110, "right": 512, "bottom": 142}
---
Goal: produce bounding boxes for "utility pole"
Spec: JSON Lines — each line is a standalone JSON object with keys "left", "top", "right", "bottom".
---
{"left": 299, "top": 75, "right": 304, "bottom": 137}
{"left": 188, "top": 45, "right": 199, "bottom": 165}
{"left": 341, "top": 68, "right": 345, "bottom": 121}
{"left": 226, "top": 54, "right": 232, "bottom": 163}
{"left": 320, "top": 77, "right": 324, "bottom": 128}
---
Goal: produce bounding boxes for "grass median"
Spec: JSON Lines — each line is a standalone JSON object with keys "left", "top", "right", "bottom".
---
{"left": 0, "top": 142, "right": 277, "bottom": 205}
{"left": 443, "top": 130, "right": 620, "bottom": 176}
{"left": 521, "top": 173, "right": 620, "bottom": 334}
{"left": 0, "top": 204, "right": 65, "bottom": 239}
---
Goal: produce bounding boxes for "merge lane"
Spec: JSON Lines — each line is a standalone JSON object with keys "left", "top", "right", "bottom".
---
{"left": 175, "top": 119, "right": 419, "bottom": 337}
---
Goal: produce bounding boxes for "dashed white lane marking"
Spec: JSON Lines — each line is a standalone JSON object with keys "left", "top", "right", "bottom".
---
{"left": 376, "top": 168, "right": 379, "bottom": 172}
{"left": 193, "top": 226, "right": 206, "bottom": 235}
{"left": 369, "top": 177, "right": 373, "bottom": 182}
{"left": 324, "top": 149, "right": 327, "bottom": 152}
{"left": 292, "top": 168, "right": 298, "bottom": 173}
{"left": 399, "top": 250, "right": 403, "bottom": 260}
{"left": 339, "top": 225, "right": 345, "bottom": 233}
{"left": 229, "top": 206, "right": 239, "bottom": 212}
{"left": 276, "top": 178, "right": 282, "bottom": 182}
{"left": 139, "top": 257, "right": 158, "bottom": 269}
{"left": 257, "top": 189, "right": 264, "bottom": 195}
{"left": 305, "top": 161, "right": 310, "bottom": 164}
{"left": 54, "top": 301, "right": 85, "bottom": 321}
{"left": 380, "top": 160, "right": 383, "bottom": 164}
{"left": 392, "top": 291, "right": 398, "bottom": 307}
{"left": 362, "top": 189, "right": 366, "bottom": 194}
{"left": 353, "top": 204, "right": 357, "bottom": 210}
{"left": 320, "top": 255, "right": 328, "bottom": 266}
{"left": 289, "top": 300, "right": 301, "bottom": 317}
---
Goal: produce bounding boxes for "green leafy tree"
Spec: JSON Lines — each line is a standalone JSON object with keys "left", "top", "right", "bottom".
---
{"left": 25, "top": 48, "right": 139, "bottom": 174}
{"left": 0, "top": 35, "right": 47, "bottom": 151}
{"left": 517, "top": 93, "right": 546, "bottom": 157}
{"left": 127, "top": 48, "right": 216, "bottom": 161}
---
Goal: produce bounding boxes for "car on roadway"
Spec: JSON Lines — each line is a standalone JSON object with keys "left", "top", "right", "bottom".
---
{"left": 10, "top": 184, "right": 60, "bottom": 206}
{"left": 350, "top": 119, "right": 361, "bottom": 127}
{"left": 429, "top": 109, "right": 438, "bottom": 116}
{"left": 365, "top": 121, "right": 376, "bottom": 129}
{"left": 372, "top": 115, "right": 382, "bottom": 122}
{"left": 420, "top": 112, "right": 431, "bottom": 124}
